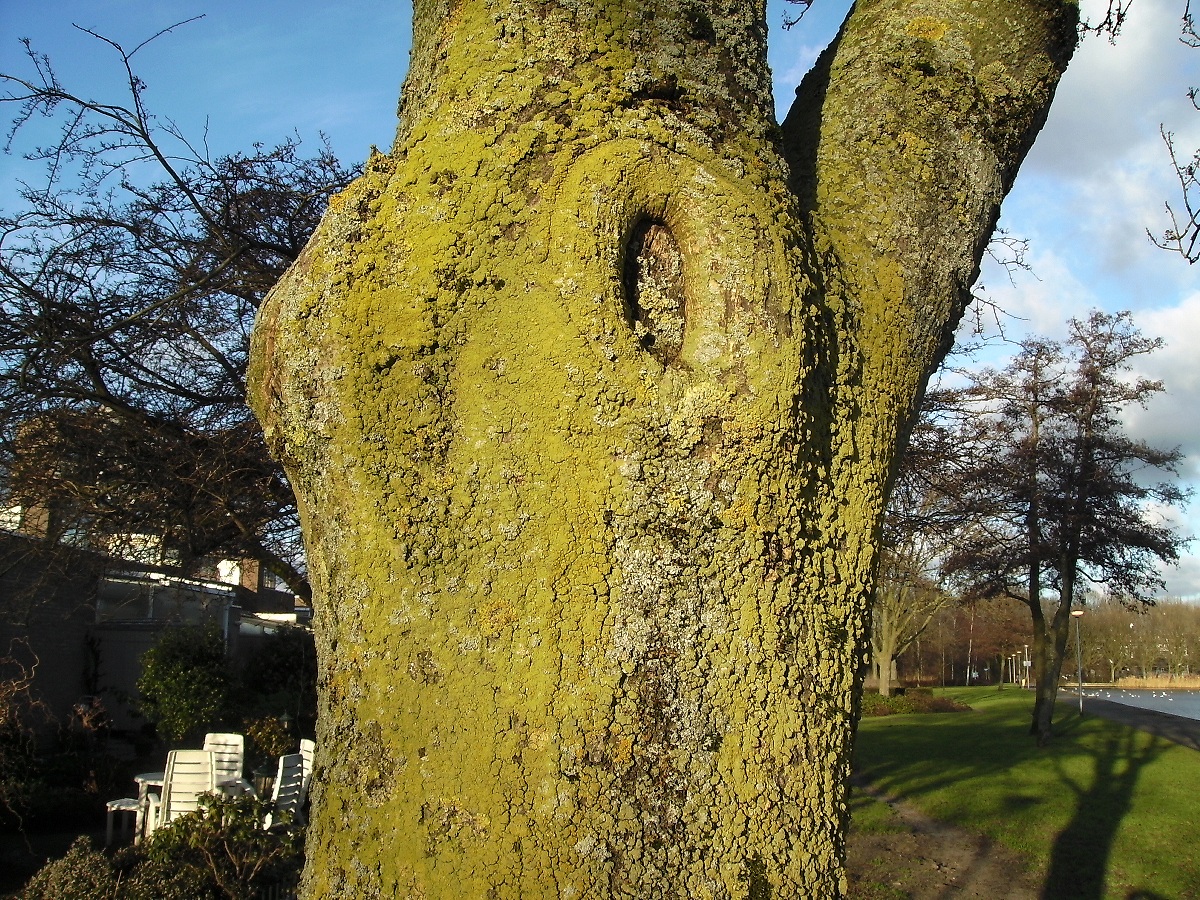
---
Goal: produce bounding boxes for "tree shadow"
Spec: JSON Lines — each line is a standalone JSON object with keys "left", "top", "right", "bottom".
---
{"left": 1039, "top": 727, "right": 1166, "bottom": 900}
{"left": 854, "top": 701, "right": 1186, "bottom": 898}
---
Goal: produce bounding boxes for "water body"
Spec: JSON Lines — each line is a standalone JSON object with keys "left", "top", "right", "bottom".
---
{"left": 1080, "top": 688, "right": 1200, "bottom": 722}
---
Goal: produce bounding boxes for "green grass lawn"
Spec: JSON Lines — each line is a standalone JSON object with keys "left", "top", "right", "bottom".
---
{"left": 853, "top": 686, "right": 1200, "bottom": 900}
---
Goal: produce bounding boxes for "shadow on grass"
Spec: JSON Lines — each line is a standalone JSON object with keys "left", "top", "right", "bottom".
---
{"left": 1040, "top": 729, "right": 1166, "bottom": 900}
{"left": 854, "top": 695, "right": 1181, "bottom": 900}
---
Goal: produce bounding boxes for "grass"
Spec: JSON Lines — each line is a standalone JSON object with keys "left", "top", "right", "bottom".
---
{"left": 853, "top": 686, "right": 1200, "bottom": 900}
{"left": 845, "top": 790, "right": 913, "bottom": 900}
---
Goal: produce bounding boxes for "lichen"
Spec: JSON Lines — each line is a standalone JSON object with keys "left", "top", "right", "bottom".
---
{"left": 248, "top": 0, "right": 1079, "bottom": 897}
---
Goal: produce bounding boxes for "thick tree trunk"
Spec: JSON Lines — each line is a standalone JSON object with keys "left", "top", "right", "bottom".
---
{"left": 249, "top": 0, "right": 1076, "bottom": 896}
{"left": 872, "top": 597, "right": 900, "bottom": 698}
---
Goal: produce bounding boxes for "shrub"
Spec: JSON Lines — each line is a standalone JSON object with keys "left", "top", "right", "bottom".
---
{"left": 0, "top": 642, "right": 52, "bottom": 828}
{"left": 244, "top": 715, "right": 295, "bottom": 768}
{"left": 138, "top": 625, "right": 231, "bottom": 743}
{"left": 860, "top": 690, "right": 971, "bottom": 717}
{"left": 17, "top": 793, "right": 303, "bottom": 900}
{"left": 135, "top": 793, "right": 303, "bottom": 899}
{"left": 238, "top": 626, "right": 317, "bottom": 727}
{"left": 913, "top": 694, "right": 972, "bottom": 714}
{"left": 15, "top": 836, "right": 121, "bottom": 900}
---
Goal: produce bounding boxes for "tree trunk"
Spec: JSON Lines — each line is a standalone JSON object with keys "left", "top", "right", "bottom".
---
{"left": 965, "top": 609, "right": 975, "bottom": 685}
{"left": 249, "top": 0, "right": 1077, "bottom": 896}
{"left": 873, "top": 609, "right": 900, "bottom": 697}
{"left": 1032, "top": 595, "right": 1074, "bottom": 745}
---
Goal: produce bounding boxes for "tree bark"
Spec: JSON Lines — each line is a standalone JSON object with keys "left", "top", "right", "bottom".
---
{"left": 248, "top": 0, "right": 1077, "bottom": 896}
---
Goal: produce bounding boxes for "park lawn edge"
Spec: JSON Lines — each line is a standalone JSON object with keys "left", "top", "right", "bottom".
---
{"left": 851, "top": 685, "right": 1200, "bottom": 900}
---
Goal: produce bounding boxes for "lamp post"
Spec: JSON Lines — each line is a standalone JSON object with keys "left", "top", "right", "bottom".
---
{"left": 1071, "top": 608, "right": 1085, "bottom": 714}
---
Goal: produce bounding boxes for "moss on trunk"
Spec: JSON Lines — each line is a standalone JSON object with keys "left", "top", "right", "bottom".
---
{"left": 249, "top": 0, "right": 1078, "bottom": 896}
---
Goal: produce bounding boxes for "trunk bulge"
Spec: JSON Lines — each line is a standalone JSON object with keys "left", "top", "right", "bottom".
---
{"left": 249, "top": 1, "right": 1077, "bottom": 896}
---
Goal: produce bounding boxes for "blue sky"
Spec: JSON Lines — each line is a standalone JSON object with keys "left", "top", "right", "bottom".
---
{"left": 4, "top": 0, "right": 1200, "bottom": 595}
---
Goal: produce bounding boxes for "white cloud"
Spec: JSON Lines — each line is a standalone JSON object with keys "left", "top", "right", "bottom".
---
{"left": 1160, "top": 553, "right": 1200, "bottom": 598}
{"left": 970, "top": 246, "right": 1096, "bottom": 346}
{"left": 982, "top": 4, "right": 1200, "bottom": 358}
{"left": 1028, "top": 0, "right": 1200, "bottom": 177}
{"left": 1126, "top": 295, "right": 1200, "bottom": 471}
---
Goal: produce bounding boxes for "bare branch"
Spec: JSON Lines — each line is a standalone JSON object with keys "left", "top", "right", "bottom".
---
{"left": 782, "top": 0, "right": 816, "bottom": 30}
{"left": 1152, "top": 128, "right": 1200, "bottom": 262}
{"left": 0, "top": 27, "right": 354, "bottom": 594}
{"left": 1079, "top": 0, "right": 1134, "bottom": 42}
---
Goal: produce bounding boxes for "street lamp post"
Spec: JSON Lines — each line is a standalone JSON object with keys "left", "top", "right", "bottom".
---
{"left": 1071, "top": 608, "right": 1085, "bottom": 714}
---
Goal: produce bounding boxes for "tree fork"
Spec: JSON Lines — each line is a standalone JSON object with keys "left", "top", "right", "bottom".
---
{"left": 249, "top": 0, "right": 1077, "bottom": 896}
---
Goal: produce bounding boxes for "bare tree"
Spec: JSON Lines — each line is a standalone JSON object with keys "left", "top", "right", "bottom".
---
{"left": 1150, "top": 0, "right": 1200, "bottom": 261}
{"left": 1081, "top": 598, "right": 1140, "bottom": 682}
{"left": 0, "top": 24, "right": 359, "bottom": 597}
{"left": 871, "top": 551, "right": 951, "bottom": 697}
{"left": 870, "top": 397, "right": 968, "bottom": 696}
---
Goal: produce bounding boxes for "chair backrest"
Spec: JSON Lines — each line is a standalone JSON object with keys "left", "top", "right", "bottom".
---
{"left": 159, "top": 749, "right": 216, "bottom": 825}
{"left": 298, "top": 739, "right": 315, "bottom": 800}
{"left": 265, "top": 753, "right": 304, "bottom": 829}
{"left": 202, "top": 732, "right": 245, "bottom": 782}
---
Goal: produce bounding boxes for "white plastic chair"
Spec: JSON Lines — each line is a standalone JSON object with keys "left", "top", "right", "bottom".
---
{"left": 144, "top": 749, "right": 215, "bottom": 837}
{"left": 299, "top": 738, "right": 315, "bottom": 803}
{"left": 202, "top": 732, "right": 245, "bottom": 783}
{"left": 263, "top": 753, "right": 305, "bottom": 830}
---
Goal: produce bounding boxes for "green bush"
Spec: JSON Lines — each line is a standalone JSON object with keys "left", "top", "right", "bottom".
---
{"left": 860, "top": 690, "right": 971, "bottom": 717}
{"left": 1, "top": 721, "right": 119, "bottom": 831}
{"left": 137, "top": 793, "right": 303, "bottom": 899}
{"left": 17, "top": 793, "right": 303, "bottom": 900}
{"left": 244, "top": 715, "right": 295, "bottom": 768}
{"left": 138, "top": 625, "right": 231, "bottom": 743}
{"left": 16, "top": 834, "right": 216, "bottom": 900}
{"left": 238, "top": 626, "right": 317, "bottom": 728}
{"left": 15, "top": 836, "right": 121, "bottom": 900}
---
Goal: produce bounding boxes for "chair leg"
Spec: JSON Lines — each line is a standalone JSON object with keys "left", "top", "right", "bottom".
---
{"left": 105, "top": 799, "right": 138, "bottom": 847}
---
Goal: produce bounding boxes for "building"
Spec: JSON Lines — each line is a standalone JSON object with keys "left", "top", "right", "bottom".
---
{"left": 0, "top": 504, "right": 308, "bottom": 736}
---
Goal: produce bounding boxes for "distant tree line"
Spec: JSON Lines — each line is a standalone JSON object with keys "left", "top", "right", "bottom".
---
{"left": 884, "top": 595, "right": 1200, "bottom": 689}
{"left": 1077, "top": 596, "right": 1200, "bottom": 682}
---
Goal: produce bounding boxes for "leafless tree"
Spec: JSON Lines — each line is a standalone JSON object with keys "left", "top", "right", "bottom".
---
{"left": 1149, "top": 0, "right": 1200, "bottom": 261}
{"left": 0, "top": 24, "right": 359, "bottom": 597}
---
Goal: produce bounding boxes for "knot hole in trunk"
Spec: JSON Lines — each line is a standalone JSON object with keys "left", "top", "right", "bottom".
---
{"left": 623, "top": 220, "right": 687, "bottom": 367}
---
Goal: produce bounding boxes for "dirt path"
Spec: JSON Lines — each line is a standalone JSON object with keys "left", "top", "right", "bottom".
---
{"left": 846, "top": 777, "right": 1041, "bottom": 900}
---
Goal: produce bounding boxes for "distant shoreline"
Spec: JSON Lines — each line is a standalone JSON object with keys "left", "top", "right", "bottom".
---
{"left": 1058, "top": 678, "right": 1200, "bottom": 691}
{"left": 1111, "top": 676, "right": 1200, "bottom": 690}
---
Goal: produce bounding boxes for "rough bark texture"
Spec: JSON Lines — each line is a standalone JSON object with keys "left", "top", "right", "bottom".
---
{"left": 248, "top": 0, "right": 1078, "bottom": 896}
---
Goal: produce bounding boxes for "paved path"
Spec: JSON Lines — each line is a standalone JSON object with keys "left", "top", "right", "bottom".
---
{"left": 1073, "top": 694, "right": 1200, "bottom": 751}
